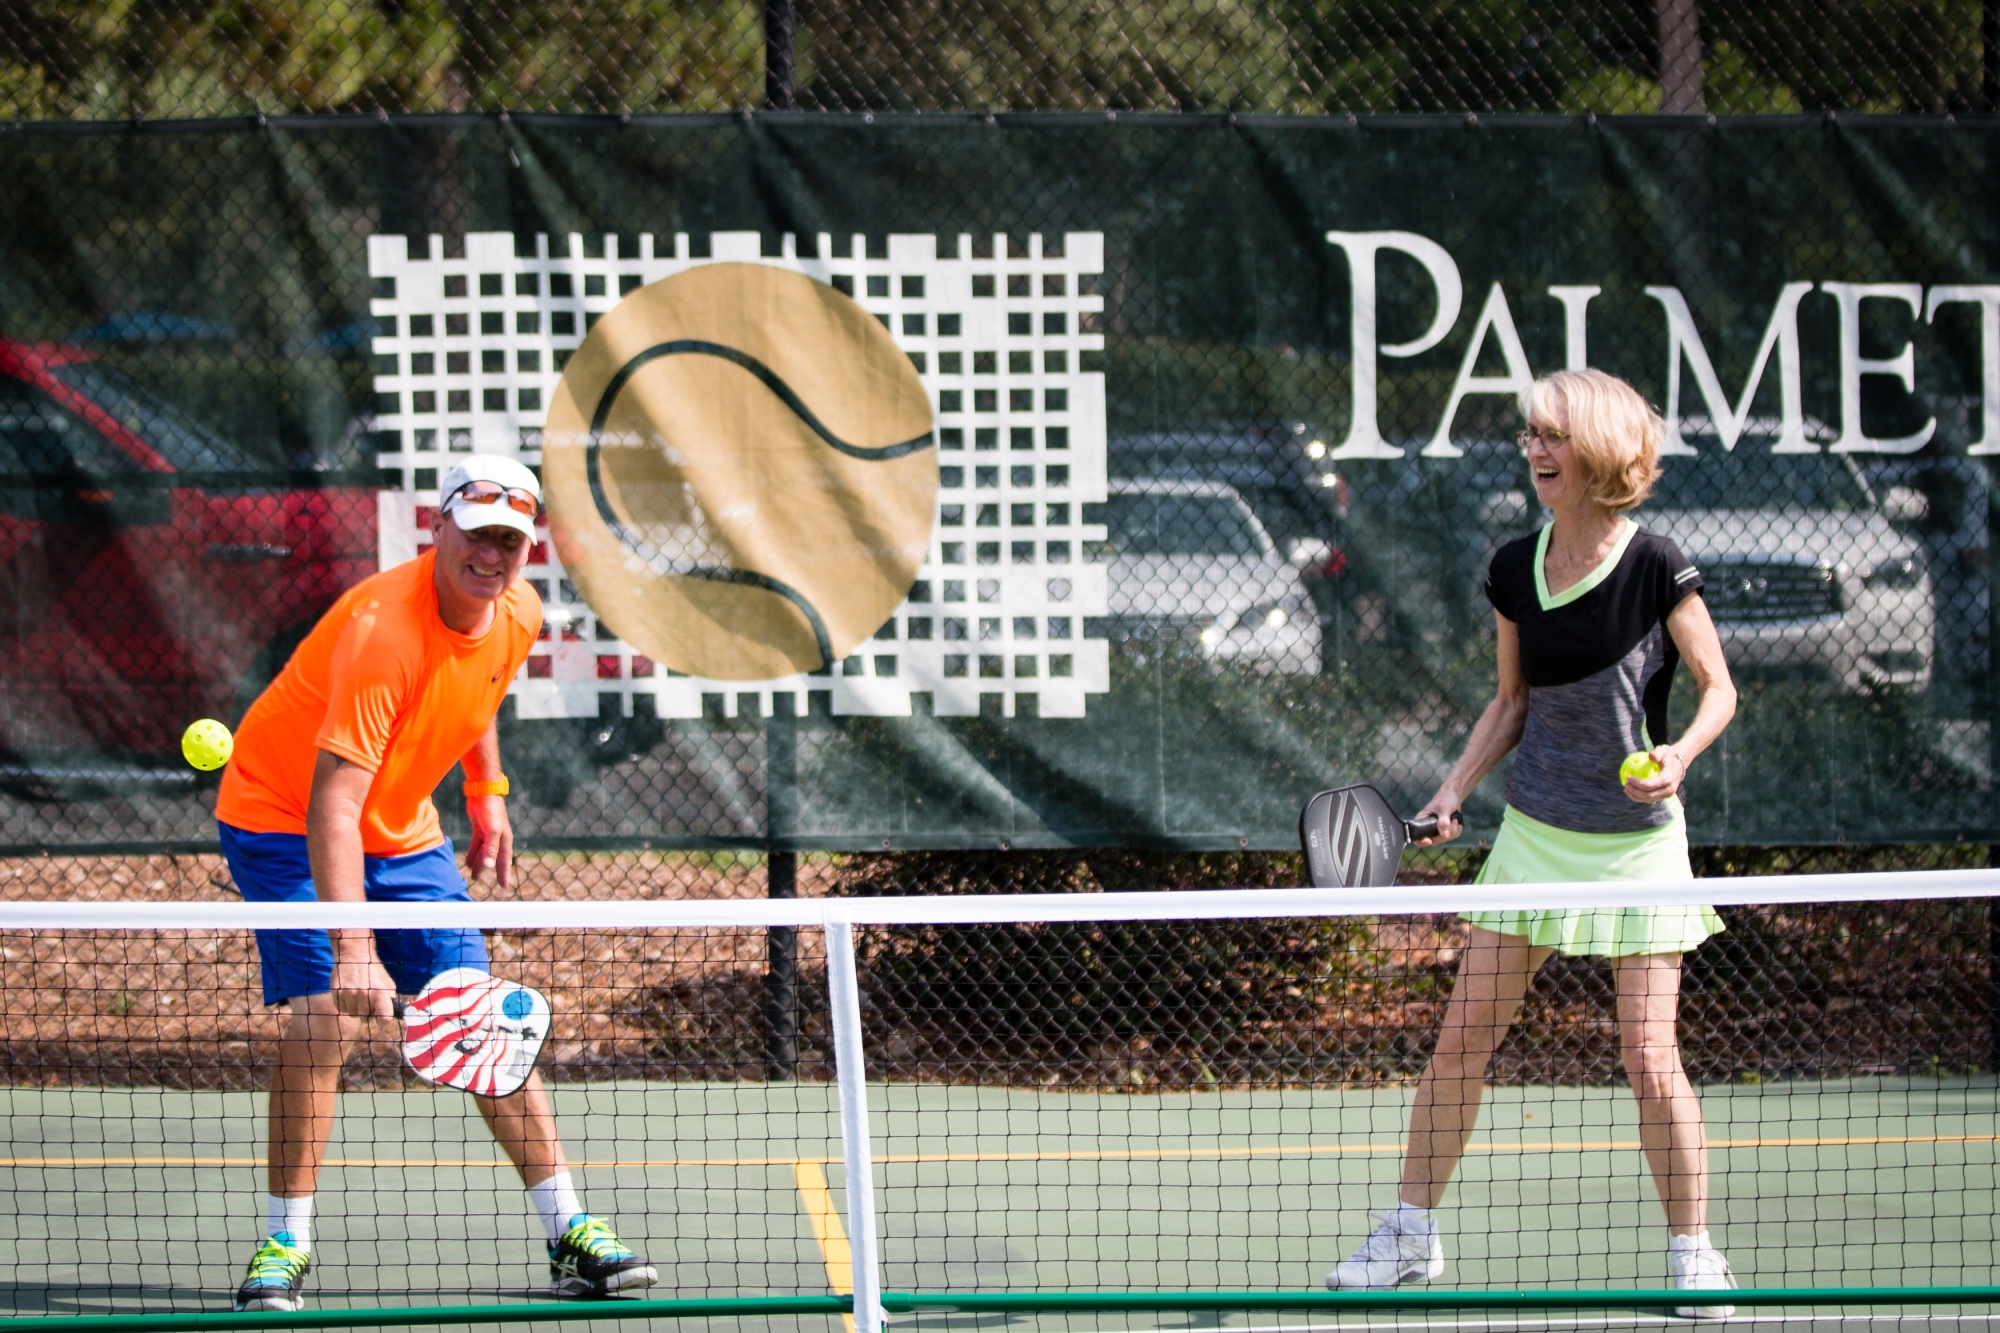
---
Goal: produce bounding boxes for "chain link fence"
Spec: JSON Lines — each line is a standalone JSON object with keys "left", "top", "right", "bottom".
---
{"left": 1, "top": 1, "right": 1997, "bottom": 120}
{"left": 3, "top": 842, "right": 1992, "bottom": 1094}
{"left": 0, "top": 26, "right": 1997, "bottom": 1107}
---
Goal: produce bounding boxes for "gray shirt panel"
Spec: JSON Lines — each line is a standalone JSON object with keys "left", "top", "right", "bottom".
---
{"left": 1506, "top": 624, "right": 1676, "bottom": 835}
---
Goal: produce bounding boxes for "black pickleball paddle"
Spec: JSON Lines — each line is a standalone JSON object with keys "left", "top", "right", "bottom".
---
{"left": 1297, "top": 784, "right": 1456, "bottom": 888}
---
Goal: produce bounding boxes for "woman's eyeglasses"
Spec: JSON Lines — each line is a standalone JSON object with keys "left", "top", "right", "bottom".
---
{"left": 1516, "top": 425, "right": 1570, "bottom": 451}
{"left": 446, "top": 479, "right": 542, "bottom": 517}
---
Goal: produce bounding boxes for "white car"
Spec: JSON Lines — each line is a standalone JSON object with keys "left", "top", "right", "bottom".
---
{"left": 1640, "top": 451, "right": 1933, "bottom": 691}
{"left": 1088, "top": 479, "right": 1322, "bottom": 674}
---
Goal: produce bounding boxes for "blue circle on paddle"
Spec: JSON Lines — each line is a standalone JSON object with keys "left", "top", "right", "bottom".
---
{"left": 502, "top": 989, "right": 535, "bottom": 1020}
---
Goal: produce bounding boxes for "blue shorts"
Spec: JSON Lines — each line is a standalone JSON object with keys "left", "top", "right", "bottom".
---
{"left": 218, "top": 823, "right": 489, "bottom": 1007}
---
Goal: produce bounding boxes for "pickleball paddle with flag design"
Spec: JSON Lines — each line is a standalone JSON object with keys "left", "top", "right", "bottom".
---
{"left": 395, "top": 968, "right": 551, "bottom": 1098}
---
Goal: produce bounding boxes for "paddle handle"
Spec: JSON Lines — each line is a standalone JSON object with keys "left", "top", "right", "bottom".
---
{"left": 1402, "top": 810, "right": 1460, "bottom": 843}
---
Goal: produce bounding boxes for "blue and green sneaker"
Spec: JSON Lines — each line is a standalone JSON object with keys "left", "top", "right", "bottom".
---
{"left": 547, "top": 1215, "right": 657, "bottom": 1298}
{"left": 234, "top": 1234, "right": 311, "bottom": 1312}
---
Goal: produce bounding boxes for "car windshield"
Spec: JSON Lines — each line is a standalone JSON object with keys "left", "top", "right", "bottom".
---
{"left": 1648, "top": 451, "right": 1874, "bottom": 512}
{"left": 46, "top": 360, "right": 261, "bottom": 474}
{"left": 1095, "top": 492, "right": 1267, "bottom": 556}
{"left": 0, "top": 375, "right": 142, "bottom": 477}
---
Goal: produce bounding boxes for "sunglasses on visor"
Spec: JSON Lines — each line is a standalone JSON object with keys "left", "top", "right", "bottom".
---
{"left": 446, "top": 479, "right": 542, "bottom": 517}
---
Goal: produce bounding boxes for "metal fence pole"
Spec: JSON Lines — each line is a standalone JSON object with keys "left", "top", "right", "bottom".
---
{"left": 766, "top": 700, "right": 799, "bottom": 1081}
{"left": 1986, "top": 0, "right": 2000, "bottom": 111}
{"left": 1656, "top": 0, "right": 1705, "bottom": 115}
{"left": 765, "top": 0, "right": 797, "bottom": 110}
{"left": 825, "top": 921, "right": 883, "bottom": 1333}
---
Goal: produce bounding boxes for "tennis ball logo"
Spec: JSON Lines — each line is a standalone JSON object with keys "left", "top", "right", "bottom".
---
{"left": 543, "top": 264, "right": 937, "bottom": 680}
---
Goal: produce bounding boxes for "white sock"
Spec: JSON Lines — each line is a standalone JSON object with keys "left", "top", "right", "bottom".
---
{"left": 1671, "top": 1231, "right": 1715, "bottom": 1251}
{"left": 267, "top": 1194, "right": 313, "bottom": 1250}
{"left": 1391, "top": 1200, "right": 1435, "bottom": 1234}
{"left": 527, "top": 1172, "right": 586, "bottom": 1243}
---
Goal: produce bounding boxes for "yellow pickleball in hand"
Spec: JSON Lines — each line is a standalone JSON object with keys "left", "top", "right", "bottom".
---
{"left": 1619, "top": 750, "right": 1662, "bottom": 785}
{"left": 182, "top": 719, "right": 234, "bottom": 772}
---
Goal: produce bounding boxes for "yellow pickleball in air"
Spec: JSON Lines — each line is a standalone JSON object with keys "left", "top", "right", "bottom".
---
{"left": 1619, "top": 750, "right": 1662, "bottom": 784}
{"left": 182, "top": 719, "right": 234, "bottom": 772}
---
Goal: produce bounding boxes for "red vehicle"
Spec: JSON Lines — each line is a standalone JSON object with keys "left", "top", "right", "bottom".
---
{"left": 0, "top": 340, "right": 377, "bottom": 779}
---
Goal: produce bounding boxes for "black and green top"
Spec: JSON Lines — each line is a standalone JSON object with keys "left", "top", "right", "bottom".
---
{"left": 1483, "top": 521, "right": 1705, "bottom": 836}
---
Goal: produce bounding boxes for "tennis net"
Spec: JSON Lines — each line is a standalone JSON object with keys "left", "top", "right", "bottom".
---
{"left": 2, "top": 867, "right": 1998, "bottom": 1328}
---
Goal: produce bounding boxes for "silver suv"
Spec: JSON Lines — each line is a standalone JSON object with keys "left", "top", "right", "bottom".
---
{"left": 1639, "top": 451, "right": 1933, "bottom": 691}
{"left": 1087, "top": 479, "right": 1322, "bottom": 675}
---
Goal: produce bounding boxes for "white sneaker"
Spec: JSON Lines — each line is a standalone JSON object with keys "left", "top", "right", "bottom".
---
{"left": 1669, "top": 1235, "right": 1737, "bottom": 1319}
{"left": 1326, "top": 1208, "right": 1445, "bottom": 1290}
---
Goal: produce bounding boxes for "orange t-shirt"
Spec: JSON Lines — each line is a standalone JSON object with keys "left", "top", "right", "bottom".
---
{"left": 216, "top": 550, "right": 543, "bottom": 857}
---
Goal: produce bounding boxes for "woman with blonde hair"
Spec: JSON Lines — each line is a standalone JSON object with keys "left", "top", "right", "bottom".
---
{"left": 1325, "top": 368, "right": 1739, "bottom": 1316}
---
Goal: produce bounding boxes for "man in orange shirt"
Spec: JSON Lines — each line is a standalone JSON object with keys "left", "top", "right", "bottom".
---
{"left": 216, "top": 457, "right": 654, "bottom": 1312}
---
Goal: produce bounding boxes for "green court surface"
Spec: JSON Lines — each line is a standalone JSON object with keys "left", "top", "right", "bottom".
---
{"left": 1, "top": 1077, "right": 1994, "bottom": 1330}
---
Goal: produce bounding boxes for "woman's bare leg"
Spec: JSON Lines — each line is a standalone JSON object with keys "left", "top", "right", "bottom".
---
{"left": 1398, "top": 927, "right": 1554, "bottom": 1209}
{"left": 1614, "top": 951, "right": 1708, "bottom": 1234}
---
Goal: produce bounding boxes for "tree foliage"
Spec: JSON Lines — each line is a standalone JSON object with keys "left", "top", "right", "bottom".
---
{"left": 0, "top": 0, "right": 1982, "bottom": 119}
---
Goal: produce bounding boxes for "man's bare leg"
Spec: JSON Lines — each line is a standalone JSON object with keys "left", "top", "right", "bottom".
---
{"left": 475, "top": 1071, "right": 568, "bottom": 1188}
{"left": 269, "top": 992, "right": 359, "bottom": 1199}
{"left": 478, "top": 1072, "right": 656, "bottom": 1296}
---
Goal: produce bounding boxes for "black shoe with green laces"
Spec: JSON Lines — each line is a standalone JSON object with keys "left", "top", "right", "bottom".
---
{"left": 547, "top": 1215, "right": 658, "bottom": 1298}
{"left": 234, "top": 1234, "right": 311, "bottom": 1312}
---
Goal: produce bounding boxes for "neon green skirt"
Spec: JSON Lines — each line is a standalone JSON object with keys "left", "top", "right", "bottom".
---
{"left": 1460, "top": 803, "right": 1724, "bottom": 958}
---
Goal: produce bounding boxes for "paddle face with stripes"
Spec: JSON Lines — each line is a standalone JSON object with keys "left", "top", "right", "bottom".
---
{"left": 399, "top": 968, "right": 551, "bottom": 1098}
{"left": 1297, "top": 784, "right": 1438, "bottom": 888}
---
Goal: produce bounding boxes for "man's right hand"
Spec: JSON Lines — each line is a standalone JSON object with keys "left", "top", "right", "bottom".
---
{"left": 330, "top": 943, "right": 398, "bottom": 1018}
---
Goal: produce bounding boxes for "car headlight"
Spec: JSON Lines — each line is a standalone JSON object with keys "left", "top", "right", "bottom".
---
{"left": 1863, "top": 556, "right": 1922, "bottom": 591}
{"left": 1221, "top": 599, "right": 1303, "bottom": 636}
{"left": 1241, "top": 603, "right": 1292, "bottom": 631}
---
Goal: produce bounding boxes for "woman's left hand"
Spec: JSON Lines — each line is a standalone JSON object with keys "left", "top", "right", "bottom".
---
{"left": 1623, "top": 744, "right": 1685, "bottom": 803}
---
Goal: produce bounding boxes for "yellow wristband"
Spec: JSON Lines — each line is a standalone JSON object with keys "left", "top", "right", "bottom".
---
{"left": 463, "top": 776, "right": 510, "bottom": 798}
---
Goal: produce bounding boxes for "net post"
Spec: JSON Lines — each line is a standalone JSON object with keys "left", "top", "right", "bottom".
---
{"left": 1990, "top": 844, "right": 2000, "bottom": 1076}
{"left": 825, "top": 921, "right": 883, "bottom": 1333}
{"left": 1989, "top": 458, "right": 2000, "bottom": 1074}
{"left": 766, "top": 700, "right": 800, "bottom": 1081}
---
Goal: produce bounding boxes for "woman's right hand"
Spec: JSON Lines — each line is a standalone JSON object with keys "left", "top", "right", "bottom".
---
{"left": 1411, "top": 794, "right": 1463, "bottom": 845}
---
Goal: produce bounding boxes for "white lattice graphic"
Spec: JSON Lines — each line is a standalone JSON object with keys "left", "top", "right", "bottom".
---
{"left": 367, "top": 230, "right": 1110, "bottom": 720}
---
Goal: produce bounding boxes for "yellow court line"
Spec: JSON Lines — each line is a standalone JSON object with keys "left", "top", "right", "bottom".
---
{"left": 4, "top": 1133, "right": 1995, "bottom": 1171}
{"left": 792, "top": 1159, "right": 856, "bottom": 1333}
